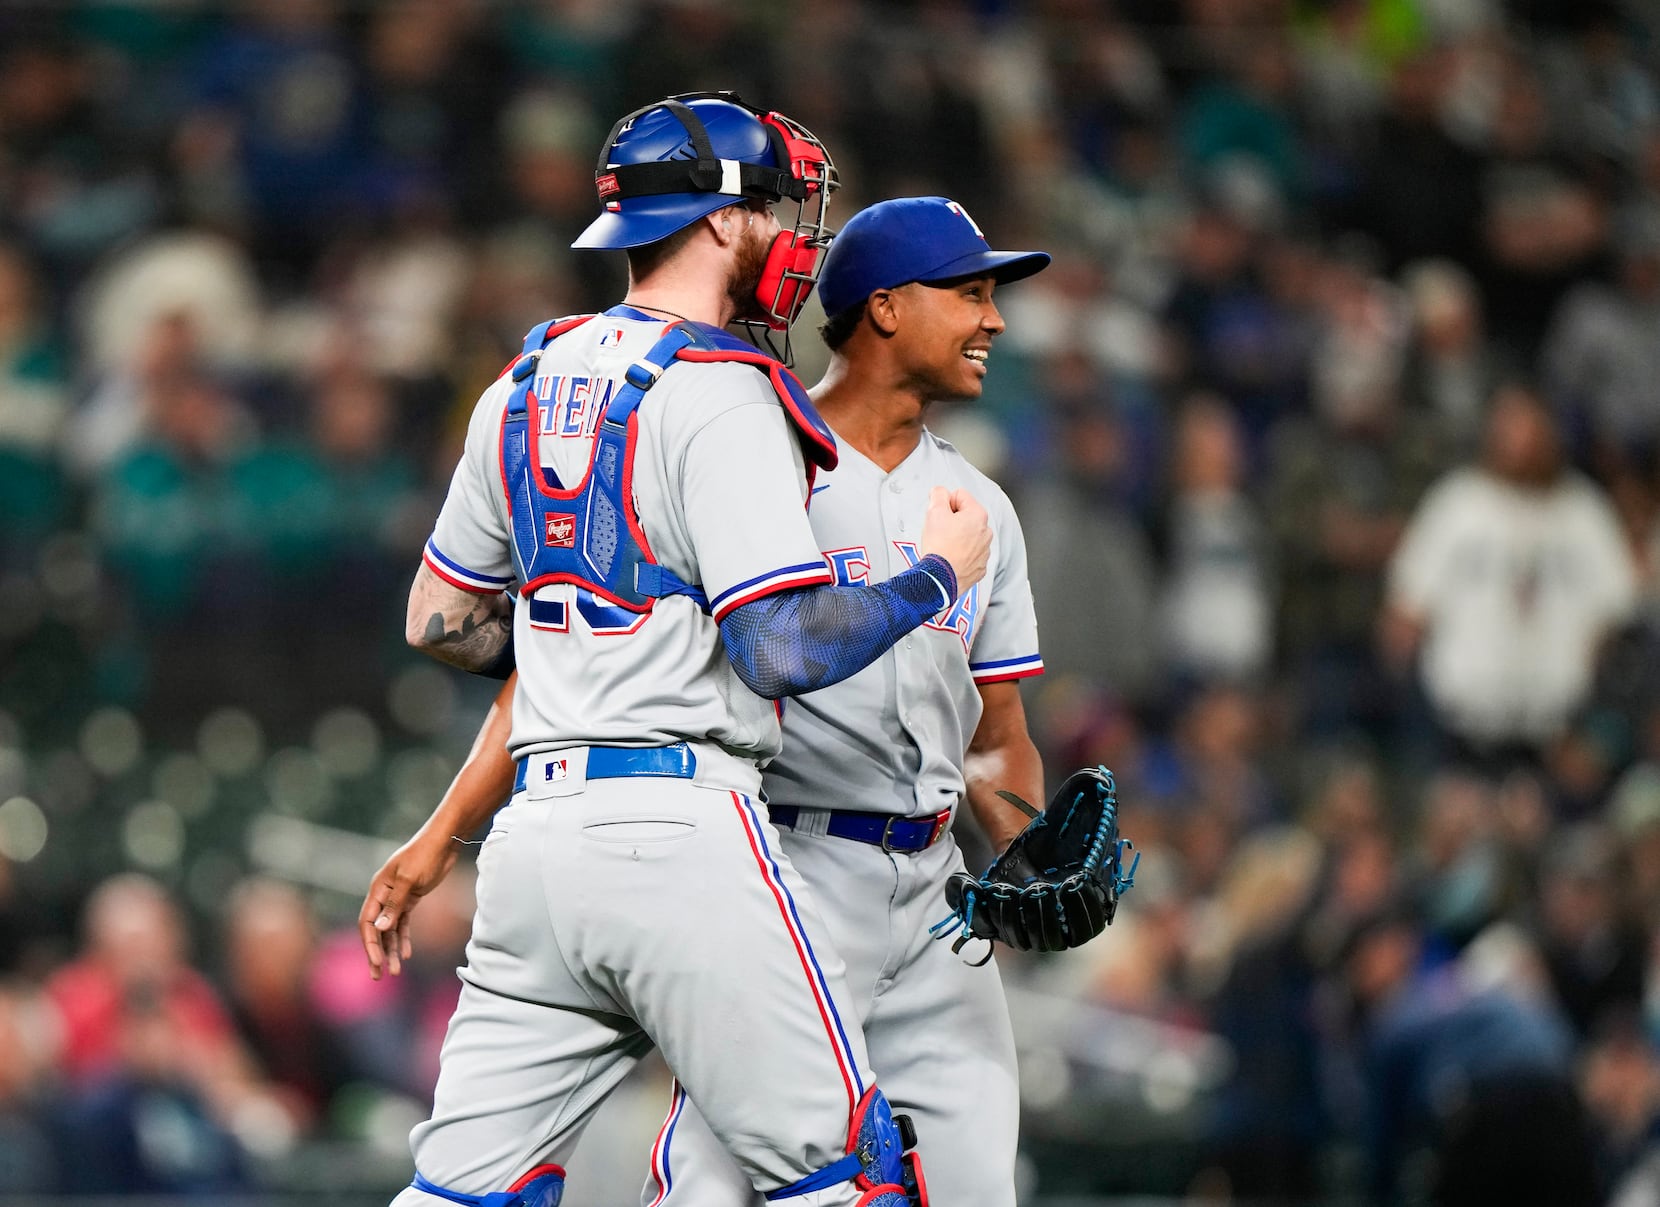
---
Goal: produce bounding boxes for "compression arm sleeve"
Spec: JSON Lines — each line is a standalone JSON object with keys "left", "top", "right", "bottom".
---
{"left": 718, "top": 555, "right": 958, "bottom": 699}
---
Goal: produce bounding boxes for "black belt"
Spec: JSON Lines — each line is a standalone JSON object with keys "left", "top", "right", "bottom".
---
{"left": 768, "top": 805, "right": 951, "bottom": 853}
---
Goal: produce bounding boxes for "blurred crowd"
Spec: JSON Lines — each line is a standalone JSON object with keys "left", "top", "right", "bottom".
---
{"left": 7, "top": 0, "right": 1660, "bottom": 1202}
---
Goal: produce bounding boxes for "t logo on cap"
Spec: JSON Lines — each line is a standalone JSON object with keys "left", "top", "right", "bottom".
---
{"left": 815, "top": 196, "right": 1051, "bottom": 319}
{"left": 945, "top": 201, "right": 984, "bottom": 239}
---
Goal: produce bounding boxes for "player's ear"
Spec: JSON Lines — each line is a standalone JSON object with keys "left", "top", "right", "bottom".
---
{"left": 868, "top": 288, "right": 900, "bottom": 336}
{"left": 706, "top": 204, "right": 742, "bottom": 247}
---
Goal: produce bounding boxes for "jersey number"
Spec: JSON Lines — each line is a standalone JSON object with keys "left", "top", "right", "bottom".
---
{"left": 528, "top": 587, "right": 648, "bottom": 636}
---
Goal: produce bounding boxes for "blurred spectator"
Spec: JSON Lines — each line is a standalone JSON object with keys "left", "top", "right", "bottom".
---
{"left": 488, "top": 88, "right": 621, "bottom": 319}
{"left": 1382, "top": 384, "right": 1636, "bottom": 769}
{"left": 1308, "top": 236, "right": 1411, "bottom": 453}
{"left": 1356, "top": 50, "right": 1484, "bottom": 269}
{"left": 1192, "top": 827, "right": 1327, "bottom": 1200}
{"left": 179, "top": 0, "right": 367, "bottom": 272}
{"left": 1160, "top": 199, "right": 1304, "bottom": 441}
{"left": 1157, "top": 683, "right": 1279, "bottom": 895}
{"left": 1159, "top": 393, "right": 1274, "bottom": 683}
{"left": 0, "top": 980, "right": 64, "bottom": 1193}
{"left": 1021, "top": 374, "right": 1162, "bottom": 706}
{"left": 1398, "top": 258, "right": 1508, "bottom": 451}
{"left": 333, "top": 228, "right": 473, "bottom": 384}
{"left": 1179, "top": 33, "right": 1306, "bottom": 206}
{"left": 53, "top": 978, "right": 253, "bottom": 1194}
{"left": 1266, "top": 309, "right": 1448, "bottom": 737}
{"left": 0, "top": 27, "right": 163, "bottom": 282}
{"left": 1339, "top": 904, "right": 1597, "bottom": 1205}
{"left": 1541, "top": 204, "right": 1660, "bottom": 475}
{"left": 69, "top": 232, "right": 262, "bottom": 478}
{"left": 1410, "top": 771, "right": 1514, "bottom": 947}
{"left": 358, "top": 0, "right": 512, "bottom": 229}
{"left": 1581, "top": 1016, "right": 1660, "bottom": 1202}
{"left": 45, "top": 874, "right": 240, "bottom": 1088}
{"left": 90, "top": 363, "right": 250, "bottom": 620}
{"left": 1533, "top": 824, "right": 1647, "bottom": 1039}
{"left": 43, "top": 874, "right": 284, "bottom": 1191}
{"left": 307, "top": 862, "right": 475, "bottom": 1103}
{"left": 1475, "top": 52, "right": 1609, "bottom": 353}
{"left": 220, "top": 878, "right": 347, "bottom": 1131}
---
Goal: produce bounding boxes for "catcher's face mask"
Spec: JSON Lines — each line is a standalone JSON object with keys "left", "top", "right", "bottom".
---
{"left": 580, "top": 91, "right": 838, "bottom": 365}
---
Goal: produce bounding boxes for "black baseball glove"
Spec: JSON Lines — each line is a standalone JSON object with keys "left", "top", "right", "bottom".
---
{"left": 935, "top": 766, "right": 1137, "bottom": 961}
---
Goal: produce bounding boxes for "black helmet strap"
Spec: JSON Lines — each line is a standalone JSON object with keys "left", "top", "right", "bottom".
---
{"left": 595, "top": 92, "right": 805, "bottom": 205}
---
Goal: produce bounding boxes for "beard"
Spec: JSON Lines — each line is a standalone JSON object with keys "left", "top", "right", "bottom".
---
{"left": 725, "top": 222, "right": 775, "bottom": 323}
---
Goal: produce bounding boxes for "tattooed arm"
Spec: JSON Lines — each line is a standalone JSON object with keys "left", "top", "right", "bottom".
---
{"left": 404, "top": 563, "right": 514, "bottom": 674}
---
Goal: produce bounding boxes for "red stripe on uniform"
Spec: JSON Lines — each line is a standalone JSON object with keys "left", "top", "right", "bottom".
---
{"left": 730, "top": 793, "right": 857, "bottom": 1114}
{"left": 710, "top": 569, "right": 834, "bottom": 621}
{"left": 645, "top": 1081, "right": 684, "bottom": 1207}
{"left": 422, "top": 551, "right": 505, "bottom": 595}
{"left": 972, "top": 665, "right": 1045, "bottom": 684}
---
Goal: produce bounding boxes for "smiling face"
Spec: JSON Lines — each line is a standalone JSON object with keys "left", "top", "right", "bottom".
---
{"left": 887, "top": 274, "right": 1005, "bottom": 402}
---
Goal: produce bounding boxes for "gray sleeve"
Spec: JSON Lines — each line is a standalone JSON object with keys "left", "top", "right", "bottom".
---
{"left": 673, "top": 369, "right": 835, "bottom": 619}
{"left": 424, "top": 379, "right": 516, "bottom": 593}
{"left": 969, "top": 488, "right": 1044, "bottom": 683}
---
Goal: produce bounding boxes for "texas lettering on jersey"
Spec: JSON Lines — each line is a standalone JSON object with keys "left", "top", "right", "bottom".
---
{"left": 825, "top": 541, "right": 981, "bottom": 650}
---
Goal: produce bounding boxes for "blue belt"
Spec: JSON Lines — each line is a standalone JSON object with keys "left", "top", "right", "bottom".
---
{"left": 769, "top": 805, "right": 951, "bottom": 854}
{"left": 512, "top": 743, "right": 698, "bottom": 793}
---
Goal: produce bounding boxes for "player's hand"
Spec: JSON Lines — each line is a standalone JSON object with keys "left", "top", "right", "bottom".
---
{"left": 359, "top": 829, "right": 460, "bottom": 980}
{"left": 921, "top": 486, "right": 991, "bottom": 594}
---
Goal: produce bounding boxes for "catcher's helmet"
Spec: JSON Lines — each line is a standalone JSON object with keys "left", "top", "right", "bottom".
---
{"left": 574, "top": 93, "right": 825, "bottom": 251}
{"left": 574, "top": 92, "right": 836, "bottom": 361}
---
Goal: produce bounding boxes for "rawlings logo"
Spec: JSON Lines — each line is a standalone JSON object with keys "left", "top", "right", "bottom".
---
{"left": 545, "top": 513, "right": 576, "bottom": 547}
{"left": 596, "top": 173, "right": 620, "bottom": 198}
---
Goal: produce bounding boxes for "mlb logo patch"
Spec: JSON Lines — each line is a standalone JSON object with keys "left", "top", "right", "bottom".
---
{"left": 599, "top": 326, "right": 626, "bottom": 347}
{"left": 544, "top": 758, "right": 568, "bottom": 782}
{"left": 545, "top": 513, "right": 576, "bottom": 547}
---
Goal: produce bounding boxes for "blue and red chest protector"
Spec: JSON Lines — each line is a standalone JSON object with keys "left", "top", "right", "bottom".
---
{"left": 498, "top": 311, "right": 838, "bottom": 615}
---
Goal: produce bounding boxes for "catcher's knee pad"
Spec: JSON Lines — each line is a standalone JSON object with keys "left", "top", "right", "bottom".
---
{"left": 410, "top": 1164, "right": 565, "bottom": 1207}
{"left": 767, "top": 1086, "right": 929, "bottom": 1207}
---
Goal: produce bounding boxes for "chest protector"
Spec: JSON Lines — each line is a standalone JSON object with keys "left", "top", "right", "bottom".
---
{"left": 500, "top": 314, "right": 838, "bottom": 615}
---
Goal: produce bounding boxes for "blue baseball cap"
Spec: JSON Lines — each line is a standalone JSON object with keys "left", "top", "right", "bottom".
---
{"left": 816, "top": 196, "right": 1051, "bottom": 319}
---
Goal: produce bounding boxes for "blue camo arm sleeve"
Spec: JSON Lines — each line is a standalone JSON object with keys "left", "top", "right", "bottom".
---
{"left": 718, "top": 555, "right": 958, "bottom": 699}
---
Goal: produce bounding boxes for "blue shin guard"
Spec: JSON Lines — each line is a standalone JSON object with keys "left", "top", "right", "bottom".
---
{"left": 765, "top": 1087, "right": 929, "bottom": 1207}
{"left": 412, "top": 1164, "right": 565, "bottom": 1207}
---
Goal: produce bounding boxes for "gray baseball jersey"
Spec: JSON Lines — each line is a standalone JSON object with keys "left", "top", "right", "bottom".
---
{"left": 765, "top": 431, "right": 1043, "bottom": 817}
{"left": 639, "top": 427, "right": 1042, "bottom": 1207}
{"left": 403, "top": 309, "right": 891, "bottom": 1207}
{"left": 424, "top": 307, "right": 834, "bottom": 761}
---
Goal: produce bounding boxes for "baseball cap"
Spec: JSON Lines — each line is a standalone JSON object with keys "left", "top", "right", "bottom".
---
{"left": 816, "top": 196, "right": 1051, "bottom": 319}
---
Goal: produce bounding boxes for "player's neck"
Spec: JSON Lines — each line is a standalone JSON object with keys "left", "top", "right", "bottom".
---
{"left": 625, "top": 255, "right": 737, "bottom": 328}
{"left": 812, "top": 359, "right": 928, "bottom": 473}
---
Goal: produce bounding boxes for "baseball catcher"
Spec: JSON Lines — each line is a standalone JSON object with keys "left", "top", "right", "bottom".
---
{"left": 935, "top": 765, "right": 1138, "bottom": 961}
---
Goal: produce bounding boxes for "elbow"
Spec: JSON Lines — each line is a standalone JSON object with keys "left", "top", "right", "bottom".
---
{"left": 728, "top": 655, "right": 787, "bottom": 700}
{"left": 405, "top": 605, "right": 438, "bottom": 654}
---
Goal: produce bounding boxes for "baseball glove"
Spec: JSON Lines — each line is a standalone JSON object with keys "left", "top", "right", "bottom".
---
{"left": 934, "top": 766, "right": 1137, "bottom": 961}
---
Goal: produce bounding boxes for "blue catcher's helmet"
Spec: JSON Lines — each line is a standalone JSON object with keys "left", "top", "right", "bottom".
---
{"left": 574, "top": 92, "right": 837, "bottom": 362}
{"left": 573, "top": 93, "right": 828, "bottom": 251}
